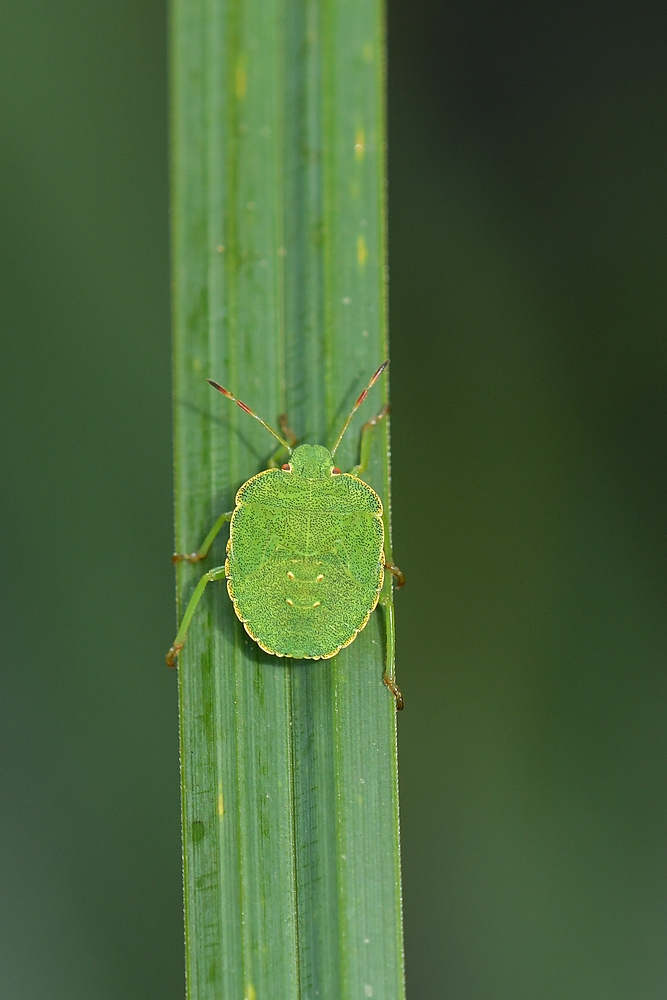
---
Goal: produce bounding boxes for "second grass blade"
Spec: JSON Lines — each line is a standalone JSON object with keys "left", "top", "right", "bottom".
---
{"left": 170, "top": 1, "right": 404, "bottom": 997}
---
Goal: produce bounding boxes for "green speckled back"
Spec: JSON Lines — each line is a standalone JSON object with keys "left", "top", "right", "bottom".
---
{"left": 226, "top": 445, "right": 384, "bottom": 659}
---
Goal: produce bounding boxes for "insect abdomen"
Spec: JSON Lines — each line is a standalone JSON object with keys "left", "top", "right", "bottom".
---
{"left": 227, "top": 472, "right": 384, "bottom": 658}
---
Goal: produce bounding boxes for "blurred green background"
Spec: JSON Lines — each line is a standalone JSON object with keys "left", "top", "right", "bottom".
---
{"left": 1, "top": 1, "right": 666, "bottom": 997}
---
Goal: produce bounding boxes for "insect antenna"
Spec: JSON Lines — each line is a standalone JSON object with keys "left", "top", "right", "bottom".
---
{"left": 207, "top": 379, "right": 292, "bottom": 451}
{"left": 330, "top": 360, "right": 389, "bottom": 457}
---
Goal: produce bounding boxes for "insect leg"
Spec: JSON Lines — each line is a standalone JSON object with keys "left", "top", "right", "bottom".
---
{"left": 166, "top": 564, "right": 227, "bottom": 666}
{"left": 279, "top": 414, "right": 298, "bottom": 446}
{"left": 348, "top": 403, "right": 390, "bottom": 477}
{"left": 379, "top": 591, "right": 404, "bottom": 710}
{"left": 172, "top": 511, "right": 233, "bottom": 563}
{"left": 383, "top": 557, "right": 406, "bottom": 589}
{"left": 267, "top": 415, "right": 298, "bottom": 468}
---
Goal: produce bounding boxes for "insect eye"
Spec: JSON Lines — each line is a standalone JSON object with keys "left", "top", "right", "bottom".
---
{"left": 331, "top": 467, "right": 341, "bottom": 475}
{"left": 281, "top": 463, "right": 292, "bottom": 472}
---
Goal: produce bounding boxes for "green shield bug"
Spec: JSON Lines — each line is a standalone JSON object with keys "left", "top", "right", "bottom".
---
{"left": 167, "top": 361, "right": 404, "bottom": 709}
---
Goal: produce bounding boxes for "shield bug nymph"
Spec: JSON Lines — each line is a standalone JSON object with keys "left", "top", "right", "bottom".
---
{"left": 167, "top": 361, "right": 404, "bottom": 708}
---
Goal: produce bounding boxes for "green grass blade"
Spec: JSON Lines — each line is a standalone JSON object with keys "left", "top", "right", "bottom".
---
{"left": 170, "top": 2, "right": 404, "bottom": 998}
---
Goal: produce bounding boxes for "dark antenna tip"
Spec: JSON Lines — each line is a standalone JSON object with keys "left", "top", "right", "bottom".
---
{"left": 206, "top": 376, "right": 291, "bottom": 450}
{"left": 330, "top": 359, "right": 390, "bottom": 456}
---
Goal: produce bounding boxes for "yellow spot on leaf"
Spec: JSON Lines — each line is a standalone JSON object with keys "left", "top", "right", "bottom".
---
{"left": 217, "top": 786, "right": 224, "bottom": 817}
{"left": 357, "top": 235, "right": 367, "bottom": 268}
{"left": 354, "top": 127, "right": 365, "bottom": 161}
{"left": 362, "top": 42, "right": 373, "bottom": 62}
{"left": 245, "top": 985, "right": 256, "bottom": 1000}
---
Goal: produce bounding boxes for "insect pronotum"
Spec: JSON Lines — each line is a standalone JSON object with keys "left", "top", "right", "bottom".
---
{"left": 167, "top": 361, "right": 404, "bottom": 709}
